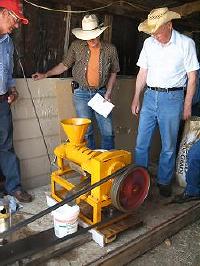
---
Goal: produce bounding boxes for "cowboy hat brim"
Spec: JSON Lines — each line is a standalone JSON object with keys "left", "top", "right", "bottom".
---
{"left": 72, "top": 26, "right": 108, "bottom": 40}
{"left": 138, "top": 11, "right": 181, "bottom": 34}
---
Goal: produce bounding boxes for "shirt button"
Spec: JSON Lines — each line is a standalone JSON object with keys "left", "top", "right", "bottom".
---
{"left": 85, "top": 67, "right": 87, "bottom": 71}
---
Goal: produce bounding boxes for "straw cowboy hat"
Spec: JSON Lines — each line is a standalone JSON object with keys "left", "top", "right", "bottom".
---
{"left": 138, "top": 7, "right": 181, "bottom": 34}
{"left": 72, "top": 14, "right": 108, "bottom": 40}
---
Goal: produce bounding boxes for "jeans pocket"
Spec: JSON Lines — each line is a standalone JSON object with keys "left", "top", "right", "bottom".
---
{"left": 168, "top": 91, "right": 184, "bottom": 101}
{"left": 73, "top": 88, "right": 82, "bottom": 95}
{"left": 144, "top": 88, "right": 151, "bottom": 95}
{"left": 98, "top": 88, "right": 106, "bottom": 97}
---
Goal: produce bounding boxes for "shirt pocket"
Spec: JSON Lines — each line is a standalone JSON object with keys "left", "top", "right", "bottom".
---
{"left": 4, "top": 47, "right": 10, "bottom": 74}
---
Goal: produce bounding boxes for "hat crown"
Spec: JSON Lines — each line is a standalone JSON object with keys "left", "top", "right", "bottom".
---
{"left": 0, "top": 0, "right": 28, "bottom": 24}
{"left": 82, "top": 14, "right": 99, "bottom": 31}
{"left": 148, "top": 7, "right": 169, "bottom": 25}
{"left": 138, "top": 7, "right": 180, "bottom": 35}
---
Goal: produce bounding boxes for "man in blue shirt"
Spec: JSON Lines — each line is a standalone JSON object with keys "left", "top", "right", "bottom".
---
{"left": 0, "top": 0, "right": 32, "bottom": 202}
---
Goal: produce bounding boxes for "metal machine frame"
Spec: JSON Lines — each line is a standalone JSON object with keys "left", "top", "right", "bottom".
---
{"left": 51, "top": 118, "right": 131, "bottom": 224}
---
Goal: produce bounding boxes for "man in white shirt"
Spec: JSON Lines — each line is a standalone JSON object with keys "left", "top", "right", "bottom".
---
{"left": 131, "top": 7, "right": 199, "bottom": 197}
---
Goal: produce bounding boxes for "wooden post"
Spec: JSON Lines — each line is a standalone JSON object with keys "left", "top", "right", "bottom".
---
{"left": 63, "top": 5, "right": 71, "bottom": 55}
{"left": 103, "top": 15, "right": 113, "bottom": 43}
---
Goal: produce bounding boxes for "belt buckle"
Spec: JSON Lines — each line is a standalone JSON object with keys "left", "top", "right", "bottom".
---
{"left": 157, "top": 87, "right": 163, "bottom": 92}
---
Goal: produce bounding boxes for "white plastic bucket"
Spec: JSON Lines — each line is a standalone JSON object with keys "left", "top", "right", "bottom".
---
{"left": 46, "top": 195, "right": 80, "bottom": 238}
{"left": 52, "top": 204, "right": 80, "bottom": 238}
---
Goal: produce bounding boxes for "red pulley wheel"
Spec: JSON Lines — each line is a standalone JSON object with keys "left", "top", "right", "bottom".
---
{"left": 110, "top": 165, "right": 150, "bottom": 212}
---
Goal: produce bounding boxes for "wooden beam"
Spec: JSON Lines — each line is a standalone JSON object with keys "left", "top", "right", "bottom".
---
{"left": 103, "top": 15, "right": 113, "bottom": 43}
{"left": 172, "top": 0, "right": 200, "bottom": 17}
{"left": 91, "top": 202, "right": 200, "bottom": 266}
{"left": 23, "top": 234, "right": 91, "bottom": 265}
{"left": 63, "top": 5, "right": 71, "bottom": 53}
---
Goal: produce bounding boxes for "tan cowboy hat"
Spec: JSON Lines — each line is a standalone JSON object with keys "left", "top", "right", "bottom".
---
{"left": 138, "top": 7, "right": 181, "bottom": 34}
{"left": 72, "top": 14, "right": 108, "bottom": 40}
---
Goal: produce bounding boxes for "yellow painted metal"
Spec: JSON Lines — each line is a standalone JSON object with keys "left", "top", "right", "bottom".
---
{"left": 51, "top": 118, "right": 131, "bottom": 224}
{"left": 61, "top": 118, "right": 91, "bottom": 145}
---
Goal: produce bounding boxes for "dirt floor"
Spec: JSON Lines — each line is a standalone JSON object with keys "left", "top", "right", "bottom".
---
{"left": 128, "top": 218, "right": 200, "bottom": 266}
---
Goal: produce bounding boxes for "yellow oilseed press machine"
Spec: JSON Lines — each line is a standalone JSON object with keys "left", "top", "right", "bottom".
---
{"left": 51, "top": 118, "right": 150, "bottom": 225}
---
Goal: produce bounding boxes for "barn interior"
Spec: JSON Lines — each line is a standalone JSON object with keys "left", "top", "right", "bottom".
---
{"left": 0, "top": 0, "right": 200, "bottom": 265}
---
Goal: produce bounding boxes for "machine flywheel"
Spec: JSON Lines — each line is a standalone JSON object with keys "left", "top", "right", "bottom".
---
{"left": 110, "top": 165, "right": 150, "bottom": 212}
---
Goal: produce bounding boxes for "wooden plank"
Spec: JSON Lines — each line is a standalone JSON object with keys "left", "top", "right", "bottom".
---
{"left": 24, "top": 233, "right": 91, "bottom": 265}
{"left": 63, "top": 5, "right": 71, "bottom": 54}
{"left": 0, "top": 226, "right": 91, "bottom": 265}
{"left": 103, "top": 15, "right": 113, "bottom": 43}
{"left": 98, "top": 214, "right": 143, "bottom": 243}
{"left": 90, "top": 202, "right": 200, "bottom": 266}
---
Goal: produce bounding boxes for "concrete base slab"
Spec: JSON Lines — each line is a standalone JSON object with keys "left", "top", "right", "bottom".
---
{"left": 5, "top": 183, "right": 200, "bottom": 265}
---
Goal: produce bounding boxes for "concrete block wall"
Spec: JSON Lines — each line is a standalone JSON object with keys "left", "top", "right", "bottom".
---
{"left": 13, "top": 77, "right": 160, "bottom": 189}
{"left": 13, "top": 78, "right": 65, "bottom": 189}
{"left": 113, "top": 77, "right": 161, "bottom": 161}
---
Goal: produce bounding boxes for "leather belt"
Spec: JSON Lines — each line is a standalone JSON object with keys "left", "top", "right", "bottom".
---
{"left": 147, "top": 86, "right": 184, "bottom": 92}
{"left": 0, "top": 92, "right": 9, "bottom": 102}
{"left": 71, "top": 81, "right": 106, "bottom": 93}
{"left": 81, "top": 85, "right": 106, "bottom": 91}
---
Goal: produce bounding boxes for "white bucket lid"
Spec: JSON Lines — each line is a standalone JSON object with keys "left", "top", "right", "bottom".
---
{"left": 52, "top": 204, "right": 80, "bottom": 221}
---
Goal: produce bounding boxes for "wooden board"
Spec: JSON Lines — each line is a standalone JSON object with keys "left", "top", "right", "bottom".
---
{"left": 97, "top": 213, "right": 143, "bottom": 244}
{"left": 78, "top": 211, "right": 143, "bottom": 247}
{"left": 88, "top": 182, "right": 200, "bottom": 266}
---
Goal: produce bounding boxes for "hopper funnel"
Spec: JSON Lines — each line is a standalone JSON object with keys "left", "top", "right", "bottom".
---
{"left": 61, "top": 118, "right": 91, "bottom": 145}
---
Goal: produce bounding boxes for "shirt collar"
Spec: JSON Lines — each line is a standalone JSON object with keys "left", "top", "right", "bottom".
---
{"left": 169, "top": 29, "right": 176, "bottom": 44}
{"left": 152, "top": 29, "right": 176, "bottom": 47}
{"left": 84, "top": 40, "right": 105, "bottom": 50}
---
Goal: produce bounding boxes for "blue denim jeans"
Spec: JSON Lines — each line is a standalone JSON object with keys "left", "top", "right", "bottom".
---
{"left": 0, "top": 101, "right": 21, "bottom": 194}
{"left": 73, "top": 86, "right": 114, "bottom": 150}
{"left": 135, "top": 88, "right": 184, "bottom": 185}
{"left": 185, "top": 140, "right": 200, "bottom": 196}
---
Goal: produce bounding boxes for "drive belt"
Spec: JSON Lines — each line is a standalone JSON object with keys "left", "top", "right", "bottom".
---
{"left": 0, "top": 213, "right": 120, "bottom": 265}
{"left": 0, "top": 164, "right": 131, "bottom": 238}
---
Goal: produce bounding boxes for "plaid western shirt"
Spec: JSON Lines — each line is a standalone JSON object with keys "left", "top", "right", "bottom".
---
{"left": 62, "top": 40, "right": 120, "bottom": 89}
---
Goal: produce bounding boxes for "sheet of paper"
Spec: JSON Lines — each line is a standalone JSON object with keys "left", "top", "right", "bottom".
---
{"left": 88, "top": 93, "right": 115, "bottom": 118}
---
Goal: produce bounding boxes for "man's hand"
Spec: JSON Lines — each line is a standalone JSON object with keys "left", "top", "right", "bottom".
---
{"left": 104, "top": 90, "right": 112, "bottom": 102}
{"left": 131, "top": 97, "right": 140, "bottom": 116}
{"left": 131, "top": 68, "right": 147, "bottom": 117}
{"left": 32, "top": 63, "right": 68, "bottom": 81}
{"left": 8, "top": 87, "right": 18, "bottom": 104}
{"left": 32, "top": 72, "right": 47, "bottom": 80}
{"left": 104, "top": 73, "right": 117, "bottom": 102}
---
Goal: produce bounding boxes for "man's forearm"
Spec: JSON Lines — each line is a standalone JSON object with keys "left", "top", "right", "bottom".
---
{"left": 106, "top": 72, "right": 117, "bottom": 92}
{"left": 131, "top": 68, "right": 147, "bottom": 115}
{"left": 45, "top": 63, "right": 67, "bottom": 77}
{"left": 184, "top": 71, "right": 197, "bottom": 106}
{"left": 134, "top": 68, "right": 148, "bottom": 99}
{"left": 183, "top": 70, "right": 197, "bottom": 120}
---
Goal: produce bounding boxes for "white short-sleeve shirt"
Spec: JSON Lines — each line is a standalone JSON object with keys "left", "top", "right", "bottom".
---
{"left": 137, "top": 30, "right": 200, "bottom": 88}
